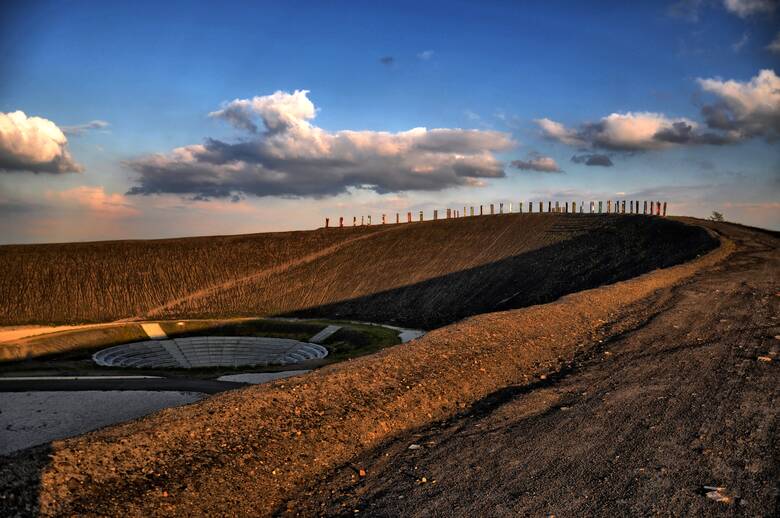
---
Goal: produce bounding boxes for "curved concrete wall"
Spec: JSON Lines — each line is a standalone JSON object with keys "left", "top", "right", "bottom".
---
{"left": 93, "top": 337, "right": 328, "bottom": 369}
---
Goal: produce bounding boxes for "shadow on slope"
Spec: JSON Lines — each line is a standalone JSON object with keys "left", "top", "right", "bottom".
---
{"left": 285, "top": 216, "right": 717, "bottom": 329}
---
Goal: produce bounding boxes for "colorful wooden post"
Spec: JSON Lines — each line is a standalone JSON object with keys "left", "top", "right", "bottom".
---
{"left": 572, "top": 201, "right": 576, "bottom": 213}
{"left": 353, "top": 216, "right": 357, "bottom": 226}
{"left": 663, "top": 202, "right": 667, "bottom": 216}
{"left": 382, "top": 214, "right": 386, "bottom": 224}
{"left": 490, "top": 204, "right": 495, "bottom": 215}
{"left": 367, "top": 215, "right": 371, "bottom": 225}
{"left": 419, "top": 210, "right": 424, "bottom": 222}
{"left": 446, "top": 208, "right": 451, "bottom": 219}
{"left": 339, "top": 216, "right": 344, "bottom": 227}
{"left": 325, "top": 217, "right": 329, "bottom": 228}
{"left": 643, "top": 200, "right": 647, "bottom": 215}
{"left": 555, "top": 201, "right": 560, "bottom": 213}
{"left": 407, "top": 212, "right": 412, "bottom": 223}
{"left": 598, "top": 201, "right": 602, "bottom": 213}
{"left": 621, "top": 200, "right": 626, "bottom": 214}
{"left": 470, "top": 206, "right": 475, "bottom": 216}
{"left": 519, "top": 201, "right": 523, "bottom": 213}
{"left": 509, "top": 202, "right": 513, "bottom": 213}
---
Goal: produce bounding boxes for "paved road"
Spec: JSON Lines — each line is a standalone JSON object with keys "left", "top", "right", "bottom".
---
{"left": 288, "top": 221, "right": 779, "bottom": 517}
{"left": 0, "top": 377, "right": 245, "bottom": 394}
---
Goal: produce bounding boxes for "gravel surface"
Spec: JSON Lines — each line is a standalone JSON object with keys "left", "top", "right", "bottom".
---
{"left": 0, "top": 391, "right": 204, "bottom": 455}
{"left": 286, "top": 220, "right": 780, "bottom": 517}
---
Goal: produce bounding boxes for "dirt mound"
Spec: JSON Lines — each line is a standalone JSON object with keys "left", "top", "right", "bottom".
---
{"left": 0, "top": 214, "right": 716, "bottom": 328}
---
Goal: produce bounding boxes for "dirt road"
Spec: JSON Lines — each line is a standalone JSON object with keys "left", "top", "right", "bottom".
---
{"left": 285, "top": 221, "right": 779, "bottom": 516}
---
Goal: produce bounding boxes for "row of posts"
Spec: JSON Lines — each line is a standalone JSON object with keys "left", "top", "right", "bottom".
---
{"left": 325, "top": 200, "right": 667, "bottom": 228}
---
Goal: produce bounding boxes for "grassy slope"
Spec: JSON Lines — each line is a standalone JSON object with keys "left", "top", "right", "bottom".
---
{"left": 0, "top": 214, "right": 716, "bottom": 328}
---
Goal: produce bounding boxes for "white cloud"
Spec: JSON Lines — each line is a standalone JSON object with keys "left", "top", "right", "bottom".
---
{"left": 128, "top": 90, "right": 516, "bottom": 199}
{"left": 535, "top": 118, "right": 586, "bottom": 147}
{"left": 697, "top": 69, "right": 780, "bottom": 139}
{"left": 766, "top": 31, "right": 780, "bottom": 53}
{"left": 209, "top": 89, "right": 317, "bottom": 133}
{"left": 417, "top": 50, "right": 435, "bottom": 60}
{"left": 0, "top": 111, "right": 82, "bottom": 174}
{"left": 537, "top": 112, "right": 708, "bottom": 151}
{"left": 536, "top": 69, "right": 780, "bottom": 152}
{"left": 723, "top": 0, "right": 776, "bottom": 17}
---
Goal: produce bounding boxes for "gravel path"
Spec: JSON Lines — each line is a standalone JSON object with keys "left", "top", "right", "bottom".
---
{"left": 286, "top": 221, "right": 780, "bottom": 517}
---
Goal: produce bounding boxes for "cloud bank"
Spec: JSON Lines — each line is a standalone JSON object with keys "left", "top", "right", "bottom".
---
{"left": 537, "top": 69, "right": 780, "bottom": 152}
{"left": 0, "top": 111, "right": 82, "bottom": 174}
{"left": 127, "top": 90, "right": 515, "bottom": 199}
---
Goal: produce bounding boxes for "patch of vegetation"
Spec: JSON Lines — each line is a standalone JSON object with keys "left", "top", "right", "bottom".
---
{"left": 322, "top": 324, "right": 401, "bottom": 361}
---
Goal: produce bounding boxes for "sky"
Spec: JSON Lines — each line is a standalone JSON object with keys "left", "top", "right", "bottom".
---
{"left": 0, "top": 0, "right": 778, "bottom": 244}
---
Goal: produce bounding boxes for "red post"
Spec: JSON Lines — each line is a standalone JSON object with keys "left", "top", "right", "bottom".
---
{"left": 407, "top": 212, "right": 412, "bottom": 223}
{"left": 339, "top": 216, "right": 344, "bottom": 227}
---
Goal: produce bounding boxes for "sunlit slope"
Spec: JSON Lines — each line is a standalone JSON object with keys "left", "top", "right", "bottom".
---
{"left": 0, "top": 214, "right": 716, "bottom": 327}
{"left": 0, "top": 227, "right": 386, "bottom": 325}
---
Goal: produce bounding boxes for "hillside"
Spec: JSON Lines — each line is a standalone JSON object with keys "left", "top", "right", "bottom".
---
{"left": 0, "top": 214, "right": 716, "bottom": 327}
{"left": 7, "top": 219, "right": 775, "bottom": 518}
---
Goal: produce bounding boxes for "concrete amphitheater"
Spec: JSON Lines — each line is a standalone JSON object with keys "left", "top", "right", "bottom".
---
{"left": 93, "top": 337, "right": 328, "bottom": 369}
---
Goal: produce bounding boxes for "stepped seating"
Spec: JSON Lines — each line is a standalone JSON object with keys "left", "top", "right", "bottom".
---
{"left": 93, "top": 336, "right": 328, "bottom": 369}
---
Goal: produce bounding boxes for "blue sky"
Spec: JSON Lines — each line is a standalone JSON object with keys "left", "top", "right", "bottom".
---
{"left": 1, "top": 0, "right": 778, "bottom": 243}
